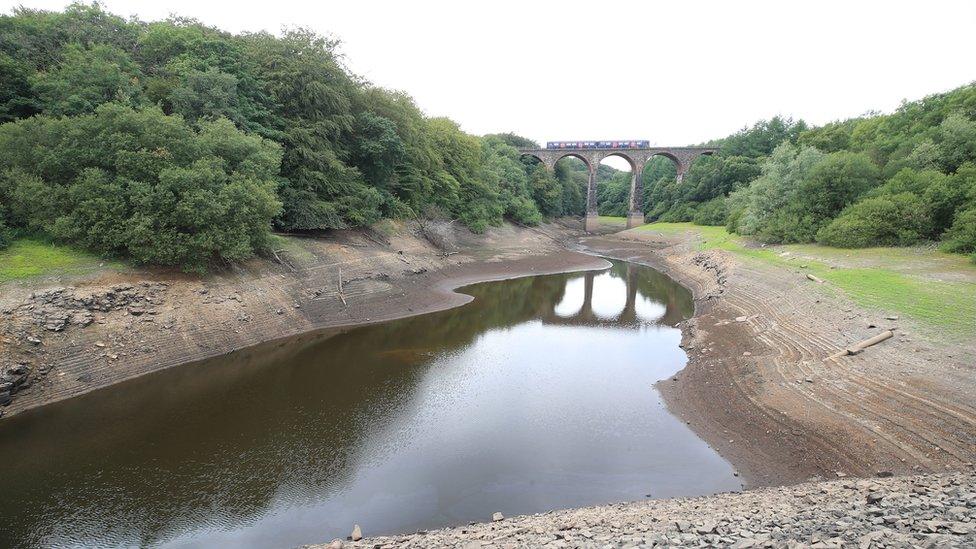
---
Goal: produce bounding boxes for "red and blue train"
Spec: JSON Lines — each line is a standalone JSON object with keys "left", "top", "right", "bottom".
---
{"left": 545, "top": 140, "right": 649, "bottom": 149}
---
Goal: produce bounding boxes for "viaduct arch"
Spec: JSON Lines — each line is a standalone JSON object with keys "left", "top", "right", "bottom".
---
{"left": 518, "top": 146, "right": 717, "bottom": 232}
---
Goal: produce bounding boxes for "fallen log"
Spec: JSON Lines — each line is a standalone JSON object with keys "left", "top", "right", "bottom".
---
{"left": 828, "top": 330, "right": 894, "bottom": 360}
{"left": 806, "top": 273, "right": 825, "bottom": 283}
{"left": 337, "top": 267, "right": 347, "bottom": 307}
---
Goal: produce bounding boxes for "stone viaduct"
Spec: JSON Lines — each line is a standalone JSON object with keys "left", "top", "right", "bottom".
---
{"left": 517, "top": 146, "right": 718, "bottom": 232}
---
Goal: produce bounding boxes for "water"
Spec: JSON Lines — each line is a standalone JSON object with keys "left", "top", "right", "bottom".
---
{"left": 0, "top": 260, "right": 740, "bottom": 548}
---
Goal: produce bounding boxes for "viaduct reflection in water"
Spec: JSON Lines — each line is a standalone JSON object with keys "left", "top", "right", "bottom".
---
{"left": 548, "top": 262, "right": 690, "bottom": 327}
{"left": 0, "top": 260, "right": 732, "bottom": 549}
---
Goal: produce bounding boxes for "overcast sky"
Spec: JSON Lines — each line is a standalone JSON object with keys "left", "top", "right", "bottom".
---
{"left": 5, "top": 0, "right": 976, "bottom": 165}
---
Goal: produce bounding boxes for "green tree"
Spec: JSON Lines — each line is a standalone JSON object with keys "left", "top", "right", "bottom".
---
{"left": 31, "top": 44, "right": 143, "bottom": 116}
{"left": 0, "top": 104, "right": 281, "bottom": 270}
{"left": 795, "top": 151, "right": 880, "bottom": 233}
{"left": 816, "top": 193, "right": 931, "bottom": 248}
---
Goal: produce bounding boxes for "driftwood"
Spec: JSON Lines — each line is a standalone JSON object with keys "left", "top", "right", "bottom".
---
{"left": 806, "top": 273, "right": 825, "bottom": 283}
{"left": 828, "top": 330, "right": 894, "bottom": 359}
{"left": 337, "top": 267, "right": 347, "bottom": 306}
{"left": 271, "top": 249, "right": 296, "bottom": 272}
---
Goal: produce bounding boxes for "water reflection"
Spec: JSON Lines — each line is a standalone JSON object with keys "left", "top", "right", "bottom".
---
{"left": 551, "top": 264, "right": 680, "bottom": 326}
{"left": 0, "top": 260, "right": 735, "bottom": 549}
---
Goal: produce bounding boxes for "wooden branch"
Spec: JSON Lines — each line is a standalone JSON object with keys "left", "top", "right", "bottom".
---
{"left": 271, "top": 249, "right": 296, "bottom": 272}
{"left": 337, "top": 267, "right": 347, "bottom": 306}
{"left": 806, "top": 273, "right": 824, "bottom": 283}
{"left": 828, "top": 330, "right": 894, "bottom": 360}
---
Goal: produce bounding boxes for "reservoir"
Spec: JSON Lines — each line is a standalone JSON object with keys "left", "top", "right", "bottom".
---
{"left": 0, "top": 260, "right": 740, "bottom": 548}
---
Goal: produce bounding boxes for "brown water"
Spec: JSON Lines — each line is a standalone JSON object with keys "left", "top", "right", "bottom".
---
{"left": 0, "top": 260, "right": 740, "bottom": 548}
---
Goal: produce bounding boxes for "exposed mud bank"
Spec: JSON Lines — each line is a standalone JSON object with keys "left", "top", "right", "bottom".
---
{"left": 578, "top": 231, "right": 976, "bottom": 489}
{"left": 0, "top": 221, "right": 607, "bottom": 418}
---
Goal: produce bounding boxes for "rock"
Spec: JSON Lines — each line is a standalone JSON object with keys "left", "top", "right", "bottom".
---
{"left": 26, "top": 335, "right": 41, "bottom": 345}
{"left": 866, "top": 492, "right": 884, "bottom": 504}
{"left": 0, "top": 391, "right": 11, "bottom": 406}
{"left": 696, "top": 520, "right": 718, "bottom": 534}
{"left": 950, "top": 522, "right": 972, "bottom": 535}
{"left": 94, "top": 341, "right": 106, "bottom": 348}
{"left": 492, "top": 512, "right": 504, "bottom": 522}
{"left": 735, "top": 316, "right": 748, "bottom": 322}
{"left": 350, "top": 524, "right": 362, "bottom": 541}
{"left": 327, "top": 539, "right": 343, "bottom": 549}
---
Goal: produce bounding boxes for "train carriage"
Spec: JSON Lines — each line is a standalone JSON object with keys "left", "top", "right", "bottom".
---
{"left": 547, "top": 140, "right": 649, "bottom": 150}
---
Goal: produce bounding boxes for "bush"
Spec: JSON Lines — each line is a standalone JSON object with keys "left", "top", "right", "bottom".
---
{"left": 692, "top": 197, "right": 727, "bottom": 226}
{"left": 658, "top": 202, "right": 698, "bottom": 223}
{"left": 941, "top": 207, "right": 976, "bottom": 260}
{"left": 816, "top": 193, "right": 931, "bottom": 248}
{"left": 0, "top": 215, "right": 11, "bottom": 250}
{"left": 0, "top": 104, "right": 282, "bottom": 271}
{"left": 797, "top": 151, "right": 880, "bottom": 228}
{"left": 507, "top": 195, "right": 543, "bottom": 226}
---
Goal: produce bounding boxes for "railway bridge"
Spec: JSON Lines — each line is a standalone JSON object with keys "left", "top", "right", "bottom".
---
{"left": 517, "top": 146, "right": 717, "bottom": 231}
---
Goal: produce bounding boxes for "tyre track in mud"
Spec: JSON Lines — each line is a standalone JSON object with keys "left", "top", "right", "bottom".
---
{"left": 580, "top": 232, "right": 976, "bottom": 487}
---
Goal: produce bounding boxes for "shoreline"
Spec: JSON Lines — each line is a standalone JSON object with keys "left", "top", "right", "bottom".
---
{"left": 4, "top": 222, "right": 976, "bottom": 548}
{"left": 0, "top": 223, "right": 610, "bottom": 418}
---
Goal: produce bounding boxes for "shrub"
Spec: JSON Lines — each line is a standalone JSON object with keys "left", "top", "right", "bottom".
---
{"left": 659, "top": 202, "right": 698, "bottom": 223}
{"left": 0, "top": 214, "right": 11, "bottom": 250}
{"left": 692, "top": 197, "right": 727, "bottom": 226}
{"left": 816, "top": 193, "right": 931, "bottom": 248}
{"left": 0, "top": 104, "right": 282, "bottom": 271}
{"left": 507, "top": 195, "right": 543, "bottom": 226}
{"left": 941, "top": 207, "right": 976, "bottom": 260}
{"left": 796, "top": 151, "right": 880, "bottom": 229}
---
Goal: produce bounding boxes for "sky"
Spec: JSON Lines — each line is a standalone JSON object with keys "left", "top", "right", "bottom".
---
{"left": 4, "top": 0, "right": 976, "bottom": 170}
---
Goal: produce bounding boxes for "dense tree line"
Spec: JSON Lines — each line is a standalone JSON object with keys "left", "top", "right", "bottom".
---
{"left": 0, "top": 3, "right": 578, "bottom": 269}
{"left": 639, "top": 89, "right": 976, "bottom": 261}
{"left": 1, "top": 4, "right": 973, "bottom": 268}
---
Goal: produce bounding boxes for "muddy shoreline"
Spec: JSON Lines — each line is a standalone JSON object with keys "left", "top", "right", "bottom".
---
{"left": 577, "top": 231, "right": 976, "bottom": 491}
{"left": 0, "top": 222, "right": 611, "bottom": 418}
{"left": 3, "top": 221, "right": 975, "bottom": 546}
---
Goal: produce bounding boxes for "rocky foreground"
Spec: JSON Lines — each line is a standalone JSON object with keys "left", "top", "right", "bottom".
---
{"left": 309, "top": 472, "right": 975, "bottom": 548}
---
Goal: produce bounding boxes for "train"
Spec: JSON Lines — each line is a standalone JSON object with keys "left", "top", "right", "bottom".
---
{"left": 545, "top": 140, "right": 649, "bottom": 150}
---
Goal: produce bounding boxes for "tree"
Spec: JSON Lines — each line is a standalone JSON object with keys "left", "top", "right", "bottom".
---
{"left": 351, "top": 111, "right": 405, "bottom": 189}
{"left": 729, "top": 143, "right": 825, "bottom": 242}
{"left": 938, "top": 113, "right": 976, "bottom": 172}
{"left": 796, "top": 151, "right": 880, "bottom": 231}
{"left": 0, "top": 104, "right": 282, "bottom": 270}
{"left": 816, "top": 193, "right": 931, "bottom": 248}
{"left": 31, "top": 44, "right": 144, "bottom": 116}
{"left": 169, "top": 68, "right": 243, "bottom": 125}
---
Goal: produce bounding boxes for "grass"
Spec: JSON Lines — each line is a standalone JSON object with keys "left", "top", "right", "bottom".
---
{"left": 637, "top": 222, "right": 976, "bottom": 336}
{"left": 0, "top": 239, "right": 117, "bottom": 283}
{"left": 597, "top": 215, "right": 627, "bottom": 226}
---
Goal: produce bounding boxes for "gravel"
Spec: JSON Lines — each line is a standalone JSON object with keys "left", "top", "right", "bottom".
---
{"left": 306, "top": 472, "right": 975, "bottom": 548}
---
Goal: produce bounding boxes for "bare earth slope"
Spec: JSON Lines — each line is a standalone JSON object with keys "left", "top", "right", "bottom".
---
{"left": 580, "top": 230, "right": 976, "bottom": 488}
{"left": 0, "top": 221, "right": 606, "bottom": 418}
